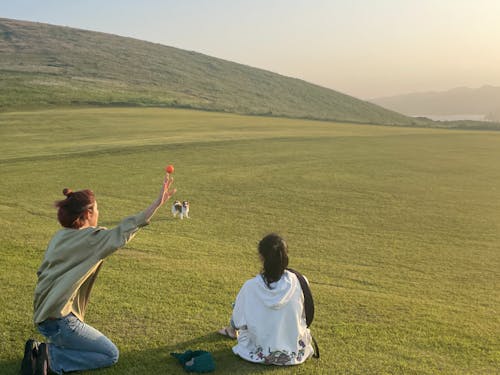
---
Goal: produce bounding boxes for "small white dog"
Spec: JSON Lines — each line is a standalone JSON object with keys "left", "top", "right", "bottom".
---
{"left": 171, "top": 200, "right": 190, "bottom": 219}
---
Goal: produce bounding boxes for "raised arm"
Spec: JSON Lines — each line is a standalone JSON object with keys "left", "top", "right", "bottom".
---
{"left": 144, "top": 174, "right": 177, "bottom": 222}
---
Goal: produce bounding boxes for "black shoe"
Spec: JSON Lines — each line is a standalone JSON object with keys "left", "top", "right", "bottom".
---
{"left": 34, "top": 343, "right": 49, "bottom": 375}
{"left": 20, "top": 339, "right": 39, "bottom": 375}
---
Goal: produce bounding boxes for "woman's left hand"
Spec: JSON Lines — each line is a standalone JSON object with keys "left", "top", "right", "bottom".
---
{"left": 159, "top": 174, "right": 177, "bottom": 205}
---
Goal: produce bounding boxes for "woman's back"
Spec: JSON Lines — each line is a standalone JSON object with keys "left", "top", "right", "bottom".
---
{"left": 231, "top": 270, "right": 314, "bottom": 365}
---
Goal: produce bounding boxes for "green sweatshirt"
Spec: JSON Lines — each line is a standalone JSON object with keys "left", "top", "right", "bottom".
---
{"left": 33, "top": 211, "right": 149, "bottom": 324}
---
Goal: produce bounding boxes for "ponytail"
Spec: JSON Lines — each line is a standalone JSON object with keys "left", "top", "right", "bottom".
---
{"left": 258, "top": 233, "right": 289, "bottom": 288}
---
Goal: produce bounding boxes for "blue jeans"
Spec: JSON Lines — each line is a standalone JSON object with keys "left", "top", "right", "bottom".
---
{"left": 37, "top": 313, "right": 119, "bottom": 374}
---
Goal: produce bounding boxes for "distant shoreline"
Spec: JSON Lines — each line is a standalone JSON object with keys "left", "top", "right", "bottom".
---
{"left": 412, "top": 114, "right": 488, "bottom": 122}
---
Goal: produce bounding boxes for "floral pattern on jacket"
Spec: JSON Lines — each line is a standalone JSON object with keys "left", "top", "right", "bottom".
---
{"left": 249, "top": 339, "right": 307, "bottom": 365}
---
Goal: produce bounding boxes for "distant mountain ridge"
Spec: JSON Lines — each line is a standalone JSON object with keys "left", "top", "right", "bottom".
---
{"left": 0, "top": 18, "right": 416, "bottom": 126}
{"left": 371, "top": 86, "right": 500, "bottom": 121}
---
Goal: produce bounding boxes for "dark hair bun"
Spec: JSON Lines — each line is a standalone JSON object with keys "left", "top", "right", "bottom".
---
{"left": 63, "top": 188, "right": 73, "bottom": 197}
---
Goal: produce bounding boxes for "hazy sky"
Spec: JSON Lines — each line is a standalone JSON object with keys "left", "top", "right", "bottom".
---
{"left": 2, "top": 0, "right": 500, "bottom": 99}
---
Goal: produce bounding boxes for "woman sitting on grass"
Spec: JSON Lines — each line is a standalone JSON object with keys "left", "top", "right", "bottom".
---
{"left": 218, "top": 233, "right": 314, "bottom": 365}
{"left": 21, "top": 174, "right": 176, "bottom": 375}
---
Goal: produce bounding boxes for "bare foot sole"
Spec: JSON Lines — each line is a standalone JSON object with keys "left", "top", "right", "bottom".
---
{"left": 217, "top": 326, "right": 237, "bottom": 339}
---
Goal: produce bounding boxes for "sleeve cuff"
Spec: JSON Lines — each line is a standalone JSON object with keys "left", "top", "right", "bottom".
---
{"left": 137, "top": 210, "right": 150, "bottom": 227}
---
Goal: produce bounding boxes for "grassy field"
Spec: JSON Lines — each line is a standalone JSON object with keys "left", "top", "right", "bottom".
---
{"left": 0, "top": 107, "right": 499, "bottom": 374}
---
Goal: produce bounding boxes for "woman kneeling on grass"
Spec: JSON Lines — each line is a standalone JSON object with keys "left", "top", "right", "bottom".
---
{"left": 218, "top": 233, "right": 315, "bottom": 365}
{"left": 21, "top": 174, "right": 176, "bottom": 375}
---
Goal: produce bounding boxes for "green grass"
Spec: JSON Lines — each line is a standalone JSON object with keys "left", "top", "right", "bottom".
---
{"left": 1, "top": 107, "right": 499, "bottom": 374}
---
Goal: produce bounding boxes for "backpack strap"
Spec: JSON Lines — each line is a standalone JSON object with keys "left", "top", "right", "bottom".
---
{"left": 311, "top": 335, "right": 320, "bottom": 359}
{"left": 287, "top": 268, "right": 314, "bottom": 327}
{"left": 287, "top": 268, "right": 320, "bottom": 359}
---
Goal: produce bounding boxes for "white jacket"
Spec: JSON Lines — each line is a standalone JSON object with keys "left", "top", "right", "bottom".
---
{"left": 231, "top": 270, "right": 314, "bottom": 365}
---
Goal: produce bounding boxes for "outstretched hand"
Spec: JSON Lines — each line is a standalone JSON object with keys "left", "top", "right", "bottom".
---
{"left": 159, "top": 174, "right": 177, "bottom": 205}
{"left": 144, "top": 173, "right": 178, "bottom": 222}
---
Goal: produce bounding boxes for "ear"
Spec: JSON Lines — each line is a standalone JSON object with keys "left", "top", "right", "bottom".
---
{"left": 83, "top": 209, "right": 91, "bottom": 220}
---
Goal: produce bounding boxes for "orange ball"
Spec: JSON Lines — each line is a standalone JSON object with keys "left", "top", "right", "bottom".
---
{"left": 165, "top": 165, "right": 175, "bottom": 174}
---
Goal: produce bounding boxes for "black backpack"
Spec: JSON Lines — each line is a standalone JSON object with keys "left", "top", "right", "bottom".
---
{"left": 287, "top": 268, "right": 320, "bottom": 358}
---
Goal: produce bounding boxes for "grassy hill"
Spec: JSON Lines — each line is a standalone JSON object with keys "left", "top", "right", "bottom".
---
{"left": 0, "top": 17, "right": 419, "bottom": 126}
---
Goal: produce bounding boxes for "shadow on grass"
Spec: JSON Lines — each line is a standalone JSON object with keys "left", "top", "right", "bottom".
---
{"left": 112, "top": 332, "right": 305, "bottom": 374}
{"left": 0, "top": 359, "right": 20, "bottom": 375}
{"left": 1, "top": 333, "right": 316, "bottom": 375}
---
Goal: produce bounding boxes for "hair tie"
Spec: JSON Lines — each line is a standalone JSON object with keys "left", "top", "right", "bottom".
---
{"left": 62, "top": 188, "right": 73, "bottom": 197}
